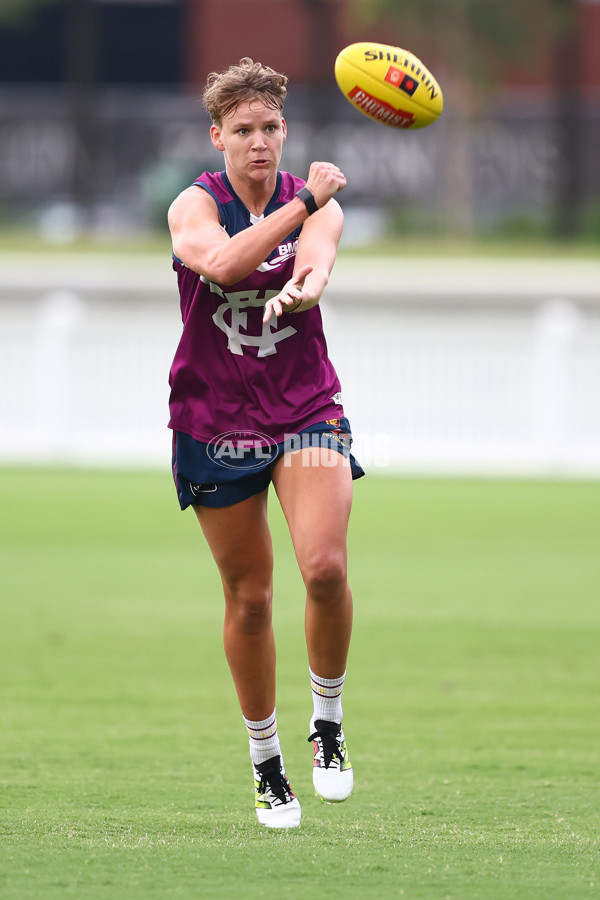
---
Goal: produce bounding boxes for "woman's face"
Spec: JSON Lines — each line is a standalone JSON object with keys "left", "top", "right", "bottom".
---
{"left": 210, "top": 98, "right": 287, "bottom": 187}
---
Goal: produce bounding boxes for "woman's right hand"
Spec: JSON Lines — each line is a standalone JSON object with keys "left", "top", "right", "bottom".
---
{"left": 304, "top": 162, "right": 347, "bottom": 209}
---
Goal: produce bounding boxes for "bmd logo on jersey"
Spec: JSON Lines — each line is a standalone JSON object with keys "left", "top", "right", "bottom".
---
{"left": 206, "top": 430, "right": 279, "bottom": 470}
{"left": 384, "top": 66, "right": 419, "bottom": 97}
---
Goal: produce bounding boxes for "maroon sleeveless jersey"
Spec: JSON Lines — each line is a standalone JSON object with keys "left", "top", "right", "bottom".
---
{"left": 168, "top": 170, "right": 344, "bottom": 443}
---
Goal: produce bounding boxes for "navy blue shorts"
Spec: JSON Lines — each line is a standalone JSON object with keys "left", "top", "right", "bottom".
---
{"left": 172, "top": 417, "right": 365, "bottom": 509}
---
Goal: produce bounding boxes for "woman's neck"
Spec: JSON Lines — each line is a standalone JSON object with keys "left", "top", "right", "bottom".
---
{"left": 226, "top": 169, "right": 279, "bottom": 218}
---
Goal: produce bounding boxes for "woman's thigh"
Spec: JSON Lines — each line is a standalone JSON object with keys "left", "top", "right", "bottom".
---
{"left": 271, "top": 448, "right": 353, "bottom": 572}
{"left": 193, "top": 487, "right": 274, "bottom": 588}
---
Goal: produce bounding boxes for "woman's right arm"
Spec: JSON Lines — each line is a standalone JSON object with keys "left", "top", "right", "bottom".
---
{"left": 168, "top": 185, "right": 311, "bottom": 286}
{"left": 168, "top": 162, "right": 346, "bottom": 286}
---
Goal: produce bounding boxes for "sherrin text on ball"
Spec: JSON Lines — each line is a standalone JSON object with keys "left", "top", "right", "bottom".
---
{"left": 334, "top": 41, "right": 443, "bottom": 129}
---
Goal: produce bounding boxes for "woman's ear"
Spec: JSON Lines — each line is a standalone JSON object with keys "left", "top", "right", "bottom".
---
{"left": 210, "top": 124, "right": 225, "bottom": 152}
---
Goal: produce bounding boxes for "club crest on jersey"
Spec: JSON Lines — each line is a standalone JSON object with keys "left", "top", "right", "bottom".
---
{"left": 208, "top": 282, "right": 297, "bottom": 357}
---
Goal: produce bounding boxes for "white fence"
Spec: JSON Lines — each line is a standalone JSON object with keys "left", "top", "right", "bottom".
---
{"left": 1, "top": 253, "right": 599, "bottom": 475}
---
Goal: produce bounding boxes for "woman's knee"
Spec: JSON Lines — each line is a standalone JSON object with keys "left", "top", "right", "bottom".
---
{"left": 224, "top": 581, "right": 273, "bottom": 633}
{"left": 302, "top": 549, "right": 347, "bottom": 598}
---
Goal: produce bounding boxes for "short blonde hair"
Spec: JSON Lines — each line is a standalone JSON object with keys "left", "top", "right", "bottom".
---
{"left": 202, "top": 57, "right": 288, "bottom": 125}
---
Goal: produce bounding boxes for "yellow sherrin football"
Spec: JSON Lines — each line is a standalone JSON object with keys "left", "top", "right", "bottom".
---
{"left": 334, "top": 41, "right": 443, "bottom": 129}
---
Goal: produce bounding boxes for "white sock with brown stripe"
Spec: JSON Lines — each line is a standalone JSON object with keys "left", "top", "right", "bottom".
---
{"left": 310, "top": 668, "right": 345, "bottom": 725}
{"left": 243, "top": 709, "right": 282, "bottom": 765}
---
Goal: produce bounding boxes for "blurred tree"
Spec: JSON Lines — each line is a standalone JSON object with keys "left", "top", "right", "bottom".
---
{"left": 347, "top": 0, "right": 558, "bottom": 82}
{"left": 0, "top": 0, "right": 52, "bottom": 25}
{"left": 347, "top": 0, "right": 581, "bottom": 237}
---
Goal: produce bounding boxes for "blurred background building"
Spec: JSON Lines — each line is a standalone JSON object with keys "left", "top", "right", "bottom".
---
{"left": 0, "top": 0, "right": 599, "bottom": 474}
{"left": 0, "top": 0, "right": 599, "bottom": 242}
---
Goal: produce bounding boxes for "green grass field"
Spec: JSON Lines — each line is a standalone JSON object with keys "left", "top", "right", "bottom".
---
{"left": 1, "top": 469, "right": 599, "bottom": 899}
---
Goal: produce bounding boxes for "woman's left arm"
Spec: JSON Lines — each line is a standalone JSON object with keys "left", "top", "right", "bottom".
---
{"left": 263, "top": 198, "right": 344, "bottom": 323}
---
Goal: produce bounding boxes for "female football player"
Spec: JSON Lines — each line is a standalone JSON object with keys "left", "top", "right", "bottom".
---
{"left": 167, "top": 58, "right": 363, "bottom": 827}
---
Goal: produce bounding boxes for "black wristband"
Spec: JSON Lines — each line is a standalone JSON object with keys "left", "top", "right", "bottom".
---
{"left": 296, "top": 186, "right": 319, "bottom": 216}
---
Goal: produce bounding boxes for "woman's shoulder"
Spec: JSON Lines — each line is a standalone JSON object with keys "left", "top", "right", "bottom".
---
{"left": 193, "top": 171, "right": 231, "bottom": 202}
